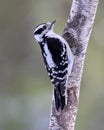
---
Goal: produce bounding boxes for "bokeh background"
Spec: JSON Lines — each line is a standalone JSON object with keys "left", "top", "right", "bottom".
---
{"left": 0, "top": 0, "right": 104, "bottom": 130}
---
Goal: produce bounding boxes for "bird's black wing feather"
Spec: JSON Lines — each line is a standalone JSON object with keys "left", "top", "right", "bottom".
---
{"left": 46, "top": 37, "right": 68, "bottom": 84}
{"left": 45, "top": 37, "right": 68, "bottom": 110}
{"left": 46, "top": 37, "right": 64, "bottom": 66}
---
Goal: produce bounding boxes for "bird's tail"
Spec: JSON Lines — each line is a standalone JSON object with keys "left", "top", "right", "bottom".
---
{"left": 54, "top": 85, "right": 66, "bottom": 111}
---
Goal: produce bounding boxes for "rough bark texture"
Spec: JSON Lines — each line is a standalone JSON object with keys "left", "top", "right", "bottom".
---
{"left": 49, "top": 0, "right": 99, "bottom": 130}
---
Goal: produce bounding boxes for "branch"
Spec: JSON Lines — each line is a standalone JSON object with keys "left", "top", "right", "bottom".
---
{"left": 49, "top": 0, "right": 99, "bottom": 130}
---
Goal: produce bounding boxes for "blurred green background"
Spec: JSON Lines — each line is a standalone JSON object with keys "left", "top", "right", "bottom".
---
{"left": 0, "top": 0, "right": 104, "bottom": 130}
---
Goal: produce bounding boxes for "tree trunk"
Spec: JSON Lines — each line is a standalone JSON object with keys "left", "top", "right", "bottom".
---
{"left": 49, "top": 0, "right": 99, "bottom": 130}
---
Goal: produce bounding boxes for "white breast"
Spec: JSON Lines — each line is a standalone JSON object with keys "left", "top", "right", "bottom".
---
{"left": 43, "top": 43, "right": 56, "bottom": 68}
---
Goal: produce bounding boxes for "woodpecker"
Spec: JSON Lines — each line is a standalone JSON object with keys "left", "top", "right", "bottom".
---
{"left": 34, "top": 20, "right": 74, "bottom": 110}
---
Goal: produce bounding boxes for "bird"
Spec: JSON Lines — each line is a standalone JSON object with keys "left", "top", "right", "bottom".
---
{"left": 34, "top": 20, "right": 74, "bottom": 110}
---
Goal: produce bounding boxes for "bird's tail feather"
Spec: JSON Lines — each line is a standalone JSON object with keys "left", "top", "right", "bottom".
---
{"left": 54, "top": 85, "right": 66, "bottom": 110}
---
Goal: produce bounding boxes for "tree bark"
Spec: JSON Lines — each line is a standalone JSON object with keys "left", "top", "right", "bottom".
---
{"left": 49, "top": 0, "right": 99, "bottom": 130}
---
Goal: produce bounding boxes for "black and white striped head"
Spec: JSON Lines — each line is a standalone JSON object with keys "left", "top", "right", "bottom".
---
{"left": 34, "top": 20, "right": 56, "bottom": 43}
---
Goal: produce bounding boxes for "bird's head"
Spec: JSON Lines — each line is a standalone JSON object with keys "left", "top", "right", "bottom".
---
{"left": 34, "top": 20, "right": 56, "bottom": 43}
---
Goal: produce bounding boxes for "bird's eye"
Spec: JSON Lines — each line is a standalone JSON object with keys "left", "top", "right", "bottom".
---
{"left": 43, "top": 25, "right": 46, "bottom": 29}
{"left": 34, "top": 28, "right": 44, "bottom": 35}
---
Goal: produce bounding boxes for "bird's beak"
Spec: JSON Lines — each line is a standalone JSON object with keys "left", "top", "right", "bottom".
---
{"left": 49, "top": 20, "right": 56, "bottom": 29}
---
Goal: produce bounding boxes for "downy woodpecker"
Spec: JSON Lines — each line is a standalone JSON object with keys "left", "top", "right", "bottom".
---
{"left": 34, "top": 20, "right": 74, "bottom": 110}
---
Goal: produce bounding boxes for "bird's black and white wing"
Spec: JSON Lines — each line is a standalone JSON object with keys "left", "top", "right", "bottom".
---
{"left": 40, "top": 36, "right": 73, "bottom": 110}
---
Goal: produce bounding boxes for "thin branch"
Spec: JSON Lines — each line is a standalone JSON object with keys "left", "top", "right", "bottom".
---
{"left": 49, "top": 0, "right": 99, "bottom": 130}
